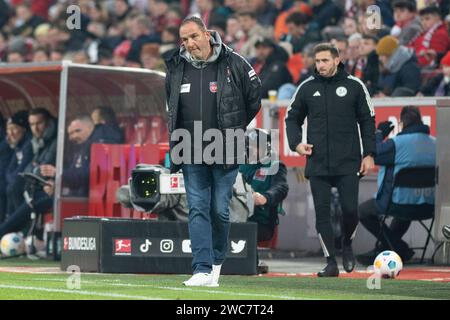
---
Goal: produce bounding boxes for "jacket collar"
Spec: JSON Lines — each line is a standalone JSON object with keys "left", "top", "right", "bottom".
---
{"left": 314, "top": 62, "right": 348, "bottom": 82}
{"left": 398, "top": 124, "right": 430, "bottom": 136}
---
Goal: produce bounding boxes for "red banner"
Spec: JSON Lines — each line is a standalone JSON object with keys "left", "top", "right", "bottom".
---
{"left": 277, "top": 105, "right": 436, "bottom": 168}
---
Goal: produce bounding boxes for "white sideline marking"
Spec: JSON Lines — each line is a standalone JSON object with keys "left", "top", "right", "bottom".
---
{"left": 0, "top": 284, "right": 163, "bottom": 300}
{"left": 30, "top": 277, "right": 308, "bottom": 300}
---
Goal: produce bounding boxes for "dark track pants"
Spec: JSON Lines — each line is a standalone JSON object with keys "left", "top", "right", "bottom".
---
{"left": 309, "top": 175, "right": 360, "bottom": 258}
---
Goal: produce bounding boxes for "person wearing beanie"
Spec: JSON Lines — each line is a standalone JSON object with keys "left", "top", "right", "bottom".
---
{"left": 419, "top": 50, "right": 450, "bottom": 96}
{"left": 4, "top": 110, "right": 33, "bottom": 215}
{"left": 375, "top": 35, "right": 421, "bottom": 97}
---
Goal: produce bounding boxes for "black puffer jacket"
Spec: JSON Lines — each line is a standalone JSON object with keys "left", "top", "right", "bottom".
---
{"left": 164, "top": 33, "right": 262, "bottom": 173}
{"left": 285, "top": 63, "right": 376, "bottom": 177}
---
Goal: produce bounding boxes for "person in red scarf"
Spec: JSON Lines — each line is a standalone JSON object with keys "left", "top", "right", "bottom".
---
{"left": 410, "top": 5, "right": 450, "bottom": 67}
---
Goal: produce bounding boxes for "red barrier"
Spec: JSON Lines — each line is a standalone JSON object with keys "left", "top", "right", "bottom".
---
{"left": 278, "top": 105, "right": 436, "bottom": 168}
{"left": 88, "top": 143, "right": 165, "bottom": 218}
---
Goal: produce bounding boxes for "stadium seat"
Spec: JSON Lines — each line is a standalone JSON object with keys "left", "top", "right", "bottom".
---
{"left": 375, "top": 166, "right": 436, "bottom": 264}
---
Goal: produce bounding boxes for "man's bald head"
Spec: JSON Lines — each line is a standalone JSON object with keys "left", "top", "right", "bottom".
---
{"left": 68, "top": 115, "right": 94, "bottom": 144}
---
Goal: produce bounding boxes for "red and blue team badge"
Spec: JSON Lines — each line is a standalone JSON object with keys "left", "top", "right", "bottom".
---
{"left": 209, "top": 81, "right": 218, "bottom": 93}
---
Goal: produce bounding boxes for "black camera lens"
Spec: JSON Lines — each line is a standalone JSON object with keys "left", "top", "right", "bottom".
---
{"left": 133, "top": 172, "right": 158, "bottom": 198}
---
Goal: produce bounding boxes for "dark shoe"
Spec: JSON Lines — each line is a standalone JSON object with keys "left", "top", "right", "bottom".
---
{"left": 257, "top": 262, "right": 269, "bottom": 274}
{"left": 342, "top": 244, "right": 356, "bottom": 273}
{"left": 317, "top": 261, "right": 339, "bottom": 277}
{"left": 398, "top": 247, "right": 415, "bottom": 263}
{"left": 356, "top": 249, "right": 379, "bottom": 266}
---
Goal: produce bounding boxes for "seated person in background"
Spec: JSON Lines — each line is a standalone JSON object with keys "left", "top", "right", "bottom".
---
{"left": 90, "top": 106, "right": 125, "bottom": 143}
{"left": 410, "top": 5, "right": 450, "bottom": 68}
{"left": 44, "top": 114, "right": 111, "bottom": 197}
{"left": 357, "top": 106, "right": 436, "bottom": 265}
{"left": 375, "top": 35, "right": 421, "bottom": 97}
{"left": 252, "top": 38, "right": 293, "bottom": 98}
{"left": 0, "top": 132, "right": 13, "bottom": 223}
{"left": 418, "top": 51, "right": 450, "bottom": 96}
{"left": 0, "top": 164, "right": 54, "bottom": 240}
{"left": 239, "top": 129, "right": 289, "bottom": 272}
{"left": 5, "top": 111, "right": 33, "bottom": 215}
{"left": 6, "top": 108, "right": 57, "bottom": 219}
{"left": 0, "top": 108, "right": 57, "bottom": 239}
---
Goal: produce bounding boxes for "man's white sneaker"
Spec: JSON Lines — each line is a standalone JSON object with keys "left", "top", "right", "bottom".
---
{"left": 182, "top": 273, "right": 213, "bottom": 286}
{"left": 207, "top": 264, "right": 222, "bottom": 287}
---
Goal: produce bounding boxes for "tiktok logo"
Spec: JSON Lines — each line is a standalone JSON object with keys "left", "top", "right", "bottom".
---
{"left": 139, "top": 239, "right": 152, "bottom": 253}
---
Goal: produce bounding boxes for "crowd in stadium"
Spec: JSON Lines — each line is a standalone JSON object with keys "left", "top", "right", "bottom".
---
{"left": 0, "top": 0, "right": 450, "bottom": 98}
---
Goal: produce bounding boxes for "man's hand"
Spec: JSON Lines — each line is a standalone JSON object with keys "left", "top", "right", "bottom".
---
{"left": 44, "top": 180, "right": 55, "bottom": 196}
{"left": 40, "top": 164, "right": 56, "bottom": 178}
{"left": 253, "top": 192, "right": 267, "bottom": 206}
{"left": 295, "top": 143, "right": 313, "bottom": 156}
{"left": 359, "top": 156, "right": 375, "bottom": 176}
{"left": 377, "top": 121, "right": 394, "bottom": 139}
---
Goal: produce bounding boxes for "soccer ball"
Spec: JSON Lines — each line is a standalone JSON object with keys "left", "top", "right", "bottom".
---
{"left": 373, "top": 250, "right": 403, "bottom": 279}
{"left": 1, "top": 232, "right": 26, "bottom": 257}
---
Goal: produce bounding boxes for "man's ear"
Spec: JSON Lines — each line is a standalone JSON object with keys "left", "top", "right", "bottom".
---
{"left": 205, "top": 30, "right": 211, "bottom": 41}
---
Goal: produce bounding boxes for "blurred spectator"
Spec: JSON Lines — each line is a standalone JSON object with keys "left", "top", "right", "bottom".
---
{"left": 224, "top": 15, "right": 244, "bottom": 49}
{"left": 252, "top": 38, "right": 292, "bottom": 98}
{"left": 148, "top": 0, "right": 170, "bottom": 34}
{"left": 376, "top": 35, "right": 421, "bottom": 96}
{"left": 111, "top": 0, "right": 137, "bottom": 34}
{"left": 279, "top": 11, "right": 309, "bottom": 54}
{"left": 10, "top": 3, "right": 45, "bottom": 38}
{"left": 87, "top": 1, "right": 110, "bottom": 25}
{"left": 419, "top": 50, "right": 450, "bottom": 96}
{"left": 192, "top": 0, "right": 230, "bottom": 28}
{"left": 411, "top": 5, "right": 450, "bottom": 67}
{"left": 346, "top": 33, "right": 362, "bottom": 75}
{"left": 274, "top": 0, "right": 312, "bottom": 41}
{"left": 49, "top": 47, "right": 64, "bottom": 62}
{"left": 126, "top": 14, "right": 161, "bottom": 65}
{"left": 65, "top": 50, "right": 90, "bottom": 64}
{"left": 235, "top": 12, "right": 273, "bottom": 60}
{"left": 140, "top": 43, "right": 165, "bottom": 72}
{"left": 32, "top": 46, "right": 49, "bottom": 62}
{"left": 33, "top": 22, "right": 51, "bottom": 48}
{"left": 91, "top": 106, "right": 125, "bottom": 144}
{"left": 113, "top": 40, "right": 131, "bottom": 66}
{"left": 358, "top": 34, "right": 380, "bottom": 96}
{"left": 391, "top": 0, "right": 422, "bottom": 46}
{"left": 97, "top": 48, "right": 113, "bottom": 66}
{"left": 307, "top": 0, "right": 342, "bottom": 37}
{"left": 331, "top": 37, "right": 348, "bottom": 64}
{"left": 0, "top": 0, "right": 10, "bottom": 30}
{"left": 248, "top": 0, "right": 279, "bottom": 26}
{"left": 277, "top": 43, "right": 316, "bottom": 100}
{"left": 160, "top": 26, "right": 179, "bottom": 56}
{"left": 10, "top": 0, "right": 53, "bottom": 20}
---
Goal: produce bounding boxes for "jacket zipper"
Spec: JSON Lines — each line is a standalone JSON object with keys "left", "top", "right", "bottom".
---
{"left": 324, "top": 83, "right": 330, "bottom": 175}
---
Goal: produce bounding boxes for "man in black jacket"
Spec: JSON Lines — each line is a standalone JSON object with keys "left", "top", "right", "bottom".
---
{"left": 285, "top": 43, "right": 376, "bottom": 277}
{"left": 165, "top": 16, "right": 261, "bottom": 287}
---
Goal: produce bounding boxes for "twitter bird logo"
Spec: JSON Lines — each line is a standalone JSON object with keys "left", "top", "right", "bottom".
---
{"left": 231, "top": 240, "right": 246, "bottom": 253}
